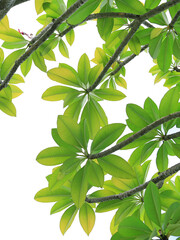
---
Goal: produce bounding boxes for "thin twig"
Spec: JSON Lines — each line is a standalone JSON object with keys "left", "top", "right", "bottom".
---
{"left": 86, "top": 162, "right": 180, "bottom": 203}
{"left": 88, "top": 111, "right": 180, "bottom": 159}
{"left": 169, "top": 10, "right": 180, "bottom": 28}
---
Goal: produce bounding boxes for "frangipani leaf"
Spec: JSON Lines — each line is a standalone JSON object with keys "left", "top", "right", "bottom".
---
{"left": 60, "top": 205, "right": 78, "bottom": 234}
{"left": 79, "top": 203, "right": 95, "bottom": 235}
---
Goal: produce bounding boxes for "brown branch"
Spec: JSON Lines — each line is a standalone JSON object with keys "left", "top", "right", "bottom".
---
{"left": 0, "top": 0, "right": 89, "bottom": 90}
{"left": 169, "top": 10, "right": 180, "bottom": 29}
{"left": 163, "top": 131, "right": 180, "bottom": 141}
{"left": 86, "top": 12, "right": 140, "bottom": 21}
{"left": 86, "top": 162, "right": 180, "bottom": 203}
{"left": 88, "top": 111, "right": 180, "bottom": 159}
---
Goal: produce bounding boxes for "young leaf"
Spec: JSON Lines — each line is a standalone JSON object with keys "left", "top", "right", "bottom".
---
{"left": 32, "top": 50, "right": 47, "bottom": 72}
{"left": 91, "top": 47, "right": 108, "bottom": 66}
{"left": 71, "top": 167, "right": 88, "bottom": 208}
{"left": 50, "top": 198, "right": 73, "bottom": 214}
{"left": 157, "top": 33, "right": 173, "bottom": 72}
{"left": 60, "top": 205, "right": 78, "bottom": 235}
{"left": 47, "top": 64, "right": 80, "bottom": 87}
{"left": 57, "top": 115, "right": 83, "bottom": 149}
{"left": 79, "top": 203, "right": 95, "bottom": 235}
{"left": 145, "top": 0, "right": 161, "bottom": 9}
{"left": 159, "top": 86, "right": 179, "bottom": 118}
{"left": 67, "top": 0, "right": 101, "bottom": 25}
{"left": 149, "top": 33, "right": 163, "bottom": 59}
{"left": 128, "top": 35, "right": 141, "bottom": 55}
{"left": 10, "top": 85, "right": 23, "bottom": 98}
{"left": 88, "top": 64, "right": 103, "bottom": 85}
{"left": 0, "top": 28, "right": 25, "bottom": 42}
{"left": 115, "top": 0, "right": 146, "bottom": 14}
{"left": 144, "top": 182, "right": 161, "bottom": 227}
{"left": 86, "top": 160, "right": 104, "bottom": 187}
{"left": 42, "top": 85, "right": 78, "bottom": 101}
{"left": 36, "top": 147, "right": 76, "bottom": 166}
{"left": 97, "top": 4, "right": 114, "bottom": 41}
{"left": 9, "top": 74, "right": 24, "bottom": 84}
{"left": 144, "top": 97, "right": 159, "bottom": 122}
{"left": 98, "top": 154, "right": 135, "bottom": 179}
{"left": 94, "top": 88, "right": 126, "bottom": 101}
{"left": 91, "top": 123, "right": 126, "bottom": 154}
{"left": 59, "top": 39, "right": 69, "bottom": 58}
{"left": 78, "top": 53, "right": 90, "bottom": 85}
{"left": 156, "top": 143, "right": 168, "bottom": 172}
{"left": 20, "top": 55, "right": 32, "bottom": 77}
{"left": 66, "top": 29, "right": 75, "bottom": 46}
{"left": 0, "top": 97, "right": 16, "bottom": 116}
{"left": 1, "top": 49, "right": 25, "bottom": 79}
{"left": 34, "top": 186, "right": 71, "bottom": 203}
{"left": 118, "top": 216, "right": 151, "bottom": 238}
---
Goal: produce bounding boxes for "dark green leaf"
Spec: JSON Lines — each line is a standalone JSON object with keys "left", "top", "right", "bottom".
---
{"left": 156, "top": 143, "right": 168, "bottom": 172}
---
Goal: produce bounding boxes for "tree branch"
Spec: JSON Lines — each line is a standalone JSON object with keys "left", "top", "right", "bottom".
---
{"left": 86, "top": 162, "right": 180, "bottom": 203}
{"left": 163, "top": 131, "right": 180, "bottom": 141}
{"left": 0, "top": 0, "right": 89, "bottom": 90}
{"left": 0, "top": 0, "right": 29, "bottom": 21}
{"left": 88, "top": 111, "right": 180, "bottom": 159}
{"left": 169, "top": 10, "right": 180, "bottom": 28}
{"left": 86, "top": 0, "right": 180, "bottom": 93}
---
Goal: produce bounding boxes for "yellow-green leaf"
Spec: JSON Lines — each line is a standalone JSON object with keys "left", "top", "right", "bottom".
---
{"left": 79, "top": 203, "right": 95, "bottom": 235}
{"left": 115, "top": 0, "right": 146, "bottom": 14}
{"left": 10, "top": 85, "right": 23, "bottom": 98}
{"left": 32, "top": 50, "right": 47, "bottom": 72}
{"left": 59, "top": 39, "right": 69, "bottom": 58}
{"left": 94, "top": 88, "right": 126, "bottom": 101}
{"left": 78, "top": 53, "right": 90, "bottom": 85}
{"left": 60, "top": 205, "right": 78, "bottom": 234}
{"left": 0, "top": 97, "right": 16, "bottom": 116}
{"left": 66, "top": 29, "right": 75, "bottom": 45}
{"left": 0, "top": 28, "right": 25, "bottom": 42}
{"left": 34, "top": 186, "right": 71, "bottom": 203}
{"left": 36, "top": 146, "right": 76, "bottom": 166}
{"left": 128, "top": 35, "right": 141, "bottom": 55}
{"left": 86, "top": 160, "right": 104, "bottom": 187}
{"left": 98, "top": 155, "right": 136, "bottom": 179}
{"left": 9, "top": 74, "right": 24, "bottom": 84}
{"left": 71, "top": 167, "right": 88, "bottom": 208}
{"left": 1, "top": 49, "right": 25, "bottom": 79}
{"left": 20, "top": 55, "right": 33, "bottom": 77}
{"left": 0, "top": 15, "right": 9, "bottom": 31}
{"left": 47, "top": 64, "right": 80, "bottom": 87}
{"left": 150, "top": 28, "right": 163, "bottom": 39}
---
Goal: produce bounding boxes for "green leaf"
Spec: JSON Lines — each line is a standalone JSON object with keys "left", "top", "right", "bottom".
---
{"left": 157, "top": 33, "right": 173, "bottom": 72}
{"left": 136, "top": 28, "right": 152, "bottom": 45}
{"left": 0, "top": 97, "right": 16, "bottom": 116}
{"left": 159, "top": 86, "right": 179, "bottom": 118}
{"left": 0, "top": 28, "right": 25, "bottom": 42}
{"left": 128, "top": 35, "right": 141, "bottom": 55}
{"left": 34, "top": 186, "right": 71, "bottom": 203}
{"left": 59, "top": 39, "right": 69, "bottom": 58}
{"left": 57, "top": 115, "right": 83, "bottom": 149}
{"left": 144, "top": 182, "right": 161, "bottom": 227}
{"left": 10, "top": 85, "right": 23, "bottom": 98}
{"left": 141, "top": 141, "right": 158, "bottom": 163}
{"left": 60, "top": 158, "right": 82, "bottom": 175}
{"left": 32, "top": 50, "right": 47, "bottom": 72}
{"left": 1, "top": 49, "right": 25, "bottom": 79}
{"left": 66, "top": 29, "right": 75, "bottom": 46}
{"left": 173, "top": 35, "right": 180, "bottom": 59}
{"left": 64, "top": 96, "right": 85, "bottom": 121}
{"left": 20, "top": 55, "right": 32, "bottom": 77}
{"left": 9, "top": 74, "right": 24, "bottom": 84}
{"left": 156, "top": 143, "right": 168, "bottom": 172}
{"left": 126, "top": 103, "right": 153, "bottom": 131}
{"left": 163, "top": 202, "right": 180, "bottom": 229}
{"left": 43, "top": 0, "right": 66, "bottom": 18}
{"left": 91, "top": 47, "right": 108, "bottom": 66}
{"left": 86, "top": 160, "right": 104, "bottom": 187}
{"left": 0, "top": 15, "right": 9, "bottom": 31}
{"left": 2, "top": 40, "right": 28, "bottom": 49}
{"left": 144, "top": 97, "right": 159, "bottom": 122}
{"left": 0, "top": 85, "right": 12, "bottom": 100}
{"left": 171, "top": 143, "right": 180, "bottom": 159}
{"left": 94, "top": 88, "right": 126, "bottom": 101}
{"left": 36, "top": 147, "right": 76, "bottom": 166}
{"left": 149, "top": 33, "right": 163, "bottom": 59}
{"left": 79, "top": 203, "right": 95, "bottom": 235}
{"left": 88, "top": 64, "right": 103, "bottom": 85}
{"left": 71, "top": 167, "right": 88, "bottom": 208}
{"left": 60, "top": 205, "right": 78, "bottom": 234}
{"left": 40, "top": 37, "right": 58, "bottom": 56}
{"left": 115, "top": 0, "right": 146, "bottom": 14}
{"left": 149, "top": 12, "right": 169, "bottom": 26}
{"left": 96, "top": 199, "right": 126, "bottom": 213}
{"left": 42, "top": 85, "right": 78, "bottom": 101}
{"left": 97, "top": 4, "right": 114, "bottom": 41}
{"left": 50, "top": 198, "right": 73, "bottom": 214}
{"left": 78, "top": 53, "right": 90, "bottom": 86}
{"left": 47, "top": 64, "right": 80, "bottom": 87}
{"left": 118, "top": 216, "right": 151, "bottom": 238}
{"left": 81, "top": 99, "right": 101, "bottom": 139}
{"left": 67, "top": 0, "right": 101, "bottom": 25}
{"left": 98, "top": 154, "right": 135, "bottom": 179}
{"left": 91, "top": 123, "right": 126, "bottom": 154}
{"left": 145, "top": 0, "right": 161, "bottom": 9}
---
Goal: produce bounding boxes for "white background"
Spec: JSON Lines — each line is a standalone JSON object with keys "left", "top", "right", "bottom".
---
{"left": 0, "top": 1, "right": 178, "bottom": 239}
